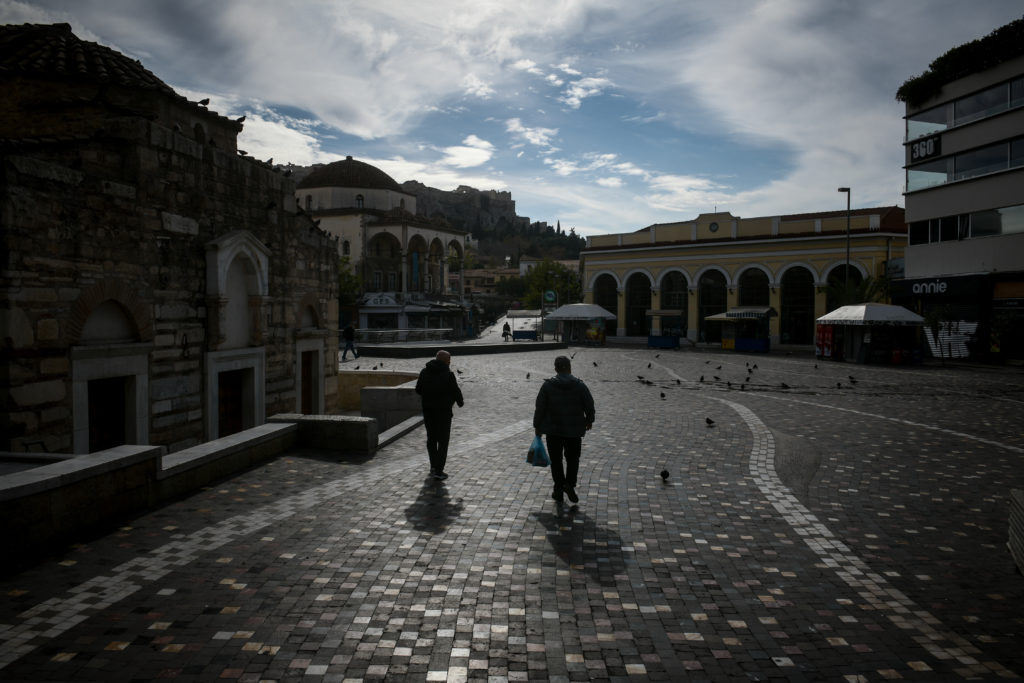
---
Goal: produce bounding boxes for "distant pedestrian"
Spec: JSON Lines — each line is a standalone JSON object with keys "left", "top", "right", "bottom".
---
{"left": 342, "top": 323, "right": 359, "bottom": 361}
{"left": 502, "top": 321, "right": 511, "bottom": 342}
{"left": 415, "top": 350, "right": 464, "bottom": 480}
{"left": 533, "top": 355, "right": 595, "bottom": 504}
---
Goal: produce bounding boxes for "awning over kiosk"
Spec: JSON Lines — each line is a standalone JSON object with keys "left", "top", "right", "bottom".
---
{"left": 704, "top": 306, "right": 777, "bottom": 321}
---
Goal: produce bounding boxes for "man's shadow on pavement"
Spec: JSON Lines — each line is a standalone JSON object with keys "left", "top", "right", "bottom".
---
{"left": 404, "top": 479, "right": 464, "bottom": 533}
{"left": 532, "top": 506, "right": 628, "bottom": 586}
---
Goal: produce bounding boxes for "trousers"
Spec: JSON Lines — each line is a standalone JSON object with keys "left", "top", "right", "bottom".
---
{"left": 423, "top": 413, "right": 452, "bottom": 473}
{"left": 545, "top": 434, "right": 581, "bottom": 490}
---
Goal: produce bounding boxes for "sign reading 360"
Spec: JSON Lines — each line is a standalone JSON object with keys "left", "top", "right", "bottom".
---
{"left": 910, "top": 135, "right": 941, "bottom": 161}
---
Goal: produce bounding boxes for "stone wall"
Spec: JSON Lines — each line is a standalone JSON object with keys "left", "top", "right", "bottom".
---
{"left": 2, "top": 107, "right": 340, "bottom": 453}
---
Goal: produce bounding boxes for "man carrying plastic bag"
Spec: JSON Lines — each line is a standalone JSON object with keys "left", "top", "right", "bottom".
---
{"left": 532, "top": 355, "right": 595, "bottom": 504}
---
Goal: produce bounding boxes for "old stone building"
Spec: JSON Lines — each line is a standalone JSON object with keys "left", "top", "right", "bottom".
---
{"left": 1, "top": 23, "right": 340, "bottom": 454}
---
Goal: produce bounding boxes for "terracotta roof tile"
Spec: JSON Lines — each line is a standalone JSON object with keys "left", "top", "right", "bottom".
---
{"left": 0, "top": 23, "right": 175, "bottom": 95}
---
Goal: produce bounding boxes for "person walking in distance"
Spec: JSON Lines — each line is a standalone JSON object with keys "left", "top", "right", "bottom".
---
{"left": 341, "top": 323, "right": 359, "bottom": 361}
{"left": 415, "top": 350, "right": 464, "bottom": 480}
{"left": 533, "top": 355, "right": 595, "bottom": 504}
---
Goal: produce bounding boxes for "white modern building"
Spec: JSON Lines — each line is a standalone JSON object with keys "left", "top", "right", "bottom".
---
{"left": 896, "top": 18, "right": 1024, "bottom": 361}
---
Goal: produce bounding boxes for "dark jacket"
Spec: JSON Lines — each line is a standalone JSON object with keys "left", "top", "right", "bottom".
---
{"left": 342, "top": 325, "right": 355, "bottom": 342}
{"left": 415, "top": 359, "right": 464, "bottom": 417}
{"left": 533, "top": 372, "right": 595, "bottom": 438}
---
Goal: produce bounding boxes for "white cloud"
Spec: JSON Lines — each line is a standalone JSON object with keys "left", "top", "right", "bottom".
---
{"left": 440, "top": 135, "right": 495, "bottom": 168}
{"left": 462, "top": 74, "right": 495, "bottom": 98}
{"left": 596, "top": 177, "right": 623, "bottom": 188}
{"left": 506, "top": 118, "right": 559, "bottom": 149}
{"left": 559, "top": 76, "right": 614, "bottom": 109}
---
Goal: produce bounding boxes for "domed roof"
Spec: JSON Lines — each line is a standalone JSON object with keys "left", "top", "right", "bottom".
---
{"left": 297, "top": 156, "right": 405, "bottom": 192}
{"left": 0, "top": 23, "right": 176, "bottom": 95}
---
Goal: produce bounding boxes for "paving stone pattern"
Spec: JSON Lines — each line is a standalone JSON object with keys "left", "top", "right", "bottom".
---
{"left": 2, "top": 348, "right": 1023, "bottom": 681}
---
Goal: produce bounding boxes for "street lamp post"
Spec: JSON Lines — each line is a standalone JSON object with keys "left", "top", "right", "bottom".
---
{"left": 837, "top": 187, "right": 851, "bottom": 295}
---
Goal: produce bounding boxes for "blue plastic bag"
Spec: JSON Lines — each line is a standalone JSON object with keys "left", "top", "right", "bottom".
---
{"left": 527, "top": 435, "right": 550, "bottom": 467}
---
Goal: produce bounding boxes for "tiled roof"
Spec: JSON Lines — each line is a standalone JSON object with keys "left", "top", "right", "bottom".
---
{"left": 297, "top": 156, "right": 406, "bottom": 192}
{"left": 0, "top": 23, "right": 175, "bottom": 95}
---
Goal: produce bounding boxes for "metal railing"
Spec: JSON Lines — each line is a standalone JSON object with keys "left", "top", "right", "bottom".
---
{"left": 356, "top": 328, "right": 453, "bottom": 343}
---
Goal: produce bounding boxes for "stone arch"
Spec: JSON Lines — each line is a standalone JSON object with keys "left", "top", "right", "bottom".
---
{"left": 428, "top": 237, "right": 446, "bottom": 294}
{"left": 736, "top": 266, "right": 771, "bottom": 307}
{"left": 658, "top": 269, "right": 689, "bottom": 337}
{"left": 66, "top": 279, "right": 154, "bottom": 345}
{"left": 776, "top": 261, "right": 821, "bottom": 287}
{"left": 697, "top": 269, "right": 728, "bottom": 343}
{"left": 206, "top": 230, "right": 270, "bottom": 298}
{"left": 592, "top": 273, "right": 619, "bottom": 335}
{"left": 779, "top": 265, "right": 816, "bottom": 344}
{"left": 587, "top": 269, "right": 621, "bottom": 291}
{"left": 692, "top": 265, "right": 731, "bottom": 288}
{"left": 624, "top": 271, "right": 653, "bottom": 336}
{"left": 406, "top": 234, "right": 429, "bottom": 292}
{"left": 366, "top": 232, "right": 402, "bottom": 291}
{"left": 296, "top": 292, "right": 323, "bottom": 329}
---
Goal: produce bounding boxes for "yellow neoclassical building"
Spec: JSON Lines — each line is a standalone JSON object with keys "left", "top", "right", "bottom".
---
{"left": 581, "top": 207, "right": 907, "bottom": 348}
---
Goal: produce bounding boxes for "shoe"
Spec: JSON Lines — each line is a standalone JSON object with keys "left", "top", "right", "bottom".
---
{"left": 552, "top": 486, "right": 563, "bottom": 503}
{"left": 433, "top": 471, "right": 448, "bottom": 480}
{"left": 564, "top": 486, "right": 579, "bottom": 503}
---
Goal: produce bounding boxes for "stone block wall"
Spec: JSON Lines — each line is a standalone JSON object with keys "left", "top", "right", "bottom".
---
{"left": 2, "top": 102, "right": 340, "bottom": 453}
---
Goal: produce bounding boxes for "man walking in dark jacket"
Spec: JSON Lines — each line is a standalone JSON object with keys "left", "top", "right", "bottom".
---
{"left": 533, "top": 356, "right": 595, "bottom": 504}
{"left": 415, "top": 350, "right": 464, "bottom": 480}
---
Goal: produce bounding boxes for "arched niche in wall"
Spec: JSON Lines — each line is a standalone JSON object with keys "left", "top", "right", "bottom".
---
{"left": 204, "top": 231, "right": 270, "bottom": 439}
{"left": 294, "top": 293, "right": 327, "bottom": 415}
{"left": 68, "top": 283, "right": 153, "bottom": 454}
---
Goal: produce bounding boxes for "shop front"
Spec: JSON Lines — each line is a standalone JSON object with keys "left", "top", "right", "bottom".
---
{"left": 816, "top": 303, "right": 924, "bottom": 364}
{"left": 703, "top": 307, "right": 776, "bottom": 353}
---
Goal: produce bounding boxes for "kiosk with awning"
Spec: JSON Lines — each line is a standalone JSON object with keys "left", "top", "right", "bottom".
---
{"left": 646, "top": 309, "right": 685, "bottom": 348}
{"left": 815, "top": 303, "right": 924, "bottom": 364}
{"left": 545, "top": 303, "right": 616, "bottom": 345}
{"left": 704, "top": 307, "right": 777, "bottom": 353}
{"left": 506, "top": 309, "right": 542, "bottom": 341}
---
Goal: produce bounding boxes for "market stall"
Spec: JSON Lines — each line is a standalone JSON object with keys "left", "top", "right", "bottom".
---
{"left": 815, "top": 303, "right": 925, "bottom": 364}
{"left": 703, "top": 307, "right": 777, "bottom": 353}
{"left": 506, "top": 309, "right": 542, "bottom": 341}
{"left": 544, "top": 303, "right": 616, "bottom": 345}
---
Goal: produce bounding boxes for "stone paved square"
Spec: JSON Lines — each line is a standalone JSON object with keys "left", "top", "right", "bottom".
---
{"left": 2, "top": 347, "right": 1023, "bottom": 681}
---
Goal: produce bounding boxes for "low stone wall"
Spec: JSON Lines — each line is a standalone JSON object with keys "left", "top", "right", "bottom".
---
{"left": 157, "top": 423, "right": 297, "bottom": 501}
{"left": 0, "top": 445, "right": 162, "bottom": 573}
{"left": 361, "top": 384, "right": 420, "bottom": 431}
{"left": 337, "top": 370, "right": 418, "bottom": 410}
{"left": 267, "top": 414, "right": 378, "bottom": 455}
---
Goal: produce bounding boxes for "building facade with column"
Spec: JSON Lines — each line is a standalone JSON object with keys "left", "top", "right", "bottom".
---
{"left": 580, "top": 208, "right": 906, "bottom": 348}
{"left": 896, "top": 18, "right": 1024, "bottom": 361}
{"left": 296, "top": 157, "right": 471, "bottom": 334}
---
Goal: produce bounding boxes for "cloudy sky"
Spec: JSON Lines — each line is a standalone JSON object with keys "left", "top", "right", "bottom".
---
{"left": 3, "top": 1, "right": 1022, "bottom": 235}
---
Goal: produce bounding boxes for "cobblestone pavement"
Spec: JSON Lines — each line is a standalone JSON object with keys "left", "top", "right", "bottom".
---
{"left": 2, "top": 347, "right": 1023, "bottom": 682}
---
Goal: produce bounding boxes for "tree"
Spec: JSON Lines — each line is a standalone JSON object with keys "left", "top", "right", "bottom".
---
{"left": 338, "top": 255, "right": 362, "bottom": 305}
{"left": 825, "top": 275, "right": 889, "bottom": 310}
{"left": 523, "top": 259, "right": 582, "bottom": 309}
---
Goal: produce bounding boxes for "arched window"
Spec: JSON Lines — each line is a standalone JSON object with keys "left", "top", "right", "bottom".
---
{"left": 738, "top": 269, "right": 770, "bottom": 307}
{"left": 698, "top": 270, "right": 727, "bottom": 343}
{"left": 780, "top": 267, "right": 815, "bottom": 344}
{"left": 356, "top": 194, "right": 364, "bottom": 209}
{"left": 342, "top": 240, "right": 351, "bottom": 256}
{"left": 593, "top": 274, "right": 618, "bottom": 335}
{"left": 625, "top": 273, "right": 652, "bottom": 336}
